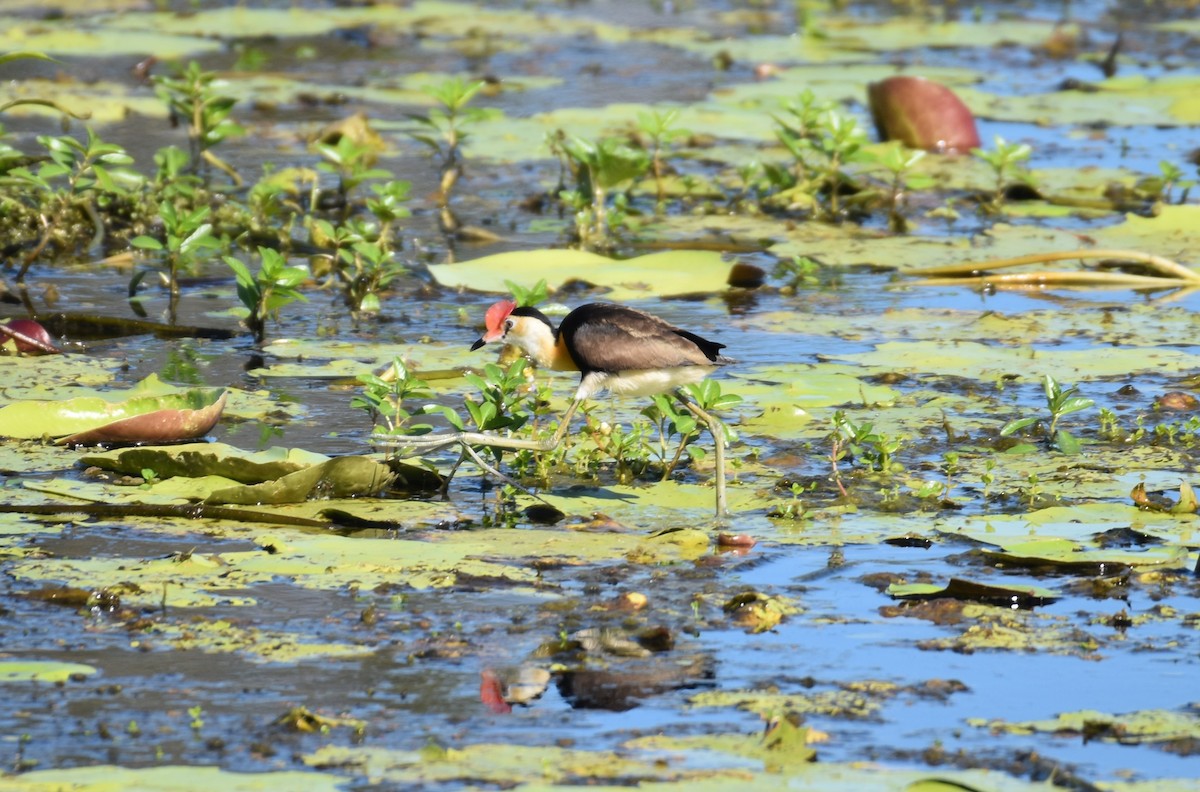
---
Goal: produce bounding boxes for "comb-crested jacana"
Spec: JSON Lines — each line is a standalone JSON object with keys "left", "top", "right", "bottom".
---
{"left": 471, "top": 300, "right": 733, "bottom": 515}
{"left": 380, "top": 300, "right": 734, "bottom": 516}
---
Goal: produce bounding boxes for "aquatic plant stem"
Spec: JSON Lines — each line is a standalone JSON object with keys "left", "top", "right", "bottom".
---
{"left": 906, "top": 249, "right": 1200, "bottom": 285}
{"left": 375, "top": 387, "right": 730, "bottom": 517}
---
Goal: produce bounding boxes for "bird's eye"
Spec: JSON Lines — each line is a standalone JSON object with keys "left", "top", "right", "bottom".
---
{"left": 504, "top": 319, "right": 514, "bottom": 331}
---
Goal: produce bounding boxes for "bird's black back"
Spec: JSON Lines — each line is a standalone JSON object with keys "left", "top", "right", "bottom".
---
{"left": 556, "top": 302, "right": 728, "bottom": 373}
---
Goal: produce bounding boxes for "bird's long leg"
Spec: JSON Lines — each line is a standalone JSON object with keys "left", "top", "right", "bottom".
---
{"left": 675, "top": 390, "right": 728, "bottom": 518}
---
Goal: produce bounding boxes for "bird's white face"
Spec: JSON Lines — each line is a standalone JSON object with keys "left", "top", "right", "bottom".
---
{"left": 494, "top": 315, "right": 546, "bottom": 356}
{"left": 471, "top": 300, "right": 556, "bottom": 364}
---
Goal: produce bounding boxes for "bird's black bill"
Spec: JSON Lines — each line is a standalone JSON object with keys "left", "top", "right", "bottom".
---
{"left": 470, "top": 338, "right": 486, "bottom": 351}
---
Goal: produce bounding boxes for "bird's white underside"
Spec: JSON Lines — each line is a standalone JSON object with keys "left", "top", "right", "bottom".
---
{"left": 576, "top": 367, "right": 713, "bottom": 400}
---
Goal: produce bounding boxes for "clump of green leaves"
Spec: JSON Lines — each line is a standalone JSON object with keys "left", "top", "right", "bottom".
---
{"left": 552, "top": 132, "right": 650, "bottom": 250}
{"left": 644, "top": 379, "right": 741, "bottom": 478}
{"left": 223, "top": 246, "right": 308, "bottom": 344}
{"left": 876, "top": 141, "right": 927, "bottom": 232}
{"left": 462, "top": 359, "right": 535, "bottom": 438}
{"left": 308, "top": 178, "right": 411, "bottom": 314}
{"left": 2, "top": 128, "right": 143, "bottom": 277}
{"left": 831, "top": 410, "right": 905, "bottom": 474}
{"left": 151, "top": 61, "right": 245, "bottom": 183}
{"left": 353, "top": 358, "right": 453, "bottom": 438}
{"left": 771, "top": 89, "right": 870, "bottom": 220}
{"left": 1001, "top": 374, "right": 1094, "bottom": 454}
{"left": 131, "top": 201, "right": 223, "bottom": 301}
{"left": 313, "top": 134, "right": 390, "bottom": 220}
{"left": 505, "top": 278, "right": 549, "bottom": 308}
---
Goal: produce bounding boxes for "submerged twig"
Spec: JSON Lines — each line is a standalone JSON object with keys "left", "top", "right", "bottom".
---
{"left": 0, "top": 323, "right": 61, "bottom": 355}
{"left": 904, "top": 249, "right": 1200, "bottom": 288}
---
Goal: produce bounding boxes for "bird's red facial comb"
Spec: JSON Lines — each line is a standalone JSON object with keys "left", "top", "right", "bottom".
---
{"left": 483, "top": 300, "right": 517, "bottom": 339}
{"left": 472, "top": 300, "right": 517, "bottom": 350}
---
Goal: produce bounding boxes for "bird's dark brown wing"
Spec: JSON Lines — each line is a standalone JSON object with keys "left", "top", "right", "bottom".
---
{"left": 558, "top": 303, "right": 726, "bottom": 373}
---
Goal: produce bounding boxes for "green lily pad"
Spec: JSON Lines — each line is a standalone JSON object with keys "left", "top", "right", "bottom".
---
{"left": 834, "top": 340, "right": 1200, "bottom": 381}
{"left": 205, "top": 455, "right": 396, "bottom": 505}
{"left": 819, "top": 16, "right": 1080, "bottom": 53}
{"left": 253, "top": 337, "right": 477, "bottom": 380}
{"left": 427, "top": 249, "right": 735, "bottom": 299}
{"left": 628, "top": 733, "right": 1037, "bottom": 791}
{"left": 0, "top": 660, "right": 97, "bottom": 683}
{"left": 969, "top": 708, "right": 1200, "bottom": 745}
{"left": 957, "top": 503, "right": 1200, "bottom": 548}
{"left": 958, "top": 73, "right": 1200, "bottom": 127}
{"left": 732, "top": 364, "right": 901, "bottom": 440}
{"left": 302, "top": 742, "right": 674, "bottom": 787}
{"left": 1, "top": 765, "right": 346, "bottom": 792}
{"left": 0, "top": 26, "right": 221, "bottom": 60}
{"left": 143, "top": 617, "right": 372, "bottom": 664}
{"left": 980, "top": 536, "right": 1190, "bottom": 572}
{"left": 6, "top": 524, "right": 709, "bottom": 610}
{"left": 0, "top": 355, "right": 120, "bottom": 399}
{"left": 689, "top": 687, "right": 887, "bottom": 719}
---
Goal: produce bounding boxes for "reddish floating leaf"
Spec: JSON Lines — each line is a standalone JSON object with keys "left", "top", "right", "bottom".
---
{"left": 868, "top": 76, "right": 981, "bottom": 154}
{"left": 59, "top": 391, "right": 228, "bottom": 446}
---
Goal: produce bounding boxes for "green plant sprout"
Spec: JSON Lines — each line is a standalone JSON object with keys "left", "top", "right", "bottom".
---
{"left": 504, "top": 278, "right": 549, "bottom": 308}
{"left": 769, "top": 481, "right": 811, "bottom": 521}
{"left": 813, "top": 111, "right": 868, "bottom": 218}
{"left": 832, "top": 411, "right": 904, "bottom": 473}
{"left": 972, "top": 135, "right": 1032, "bottom": 210}
{"left": 636, "top": 108, "right": 689, "bottom": 210}
{"left": 877, "top": 141, "right": 926, "bottom": 232}
{"left": 130, "top": 200, "right": 224, "bottom": 320}
{"left": 365, "top": 179, "right": 413, "bottom": 251}
{"left": 772, "top": 90, "right": 870, "bottom": 219}
{"left": 1140, "top": 160, "right": 1194, "bottom": 205}
{"left": 308, "top": 216, "right": 406, "bottom": 313}
{"left": 774, "top": 255, "right": 823, "bottom": 293}
{"left": 461, "top": 359, "right": 535, "bottom": 440}
{"left": 353, "top": 358, "right": 454, "bottom": 438}
{"left": 555, "top": 133, "right": 649, "bottom": 250}
{"left": 151, "top": 61, "right": 244, "bottom": 183}
{"left": 406, "top": 77, "right": 487, "bottom": 230}
{"left": 313, "top": 135, "right": 390, "bottom": 219}
{"left": 1000, "top": 374, "right": 1094, "bottom": 454}
{"left": 223, "top": 246, "right": 309, "bottom": 344}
